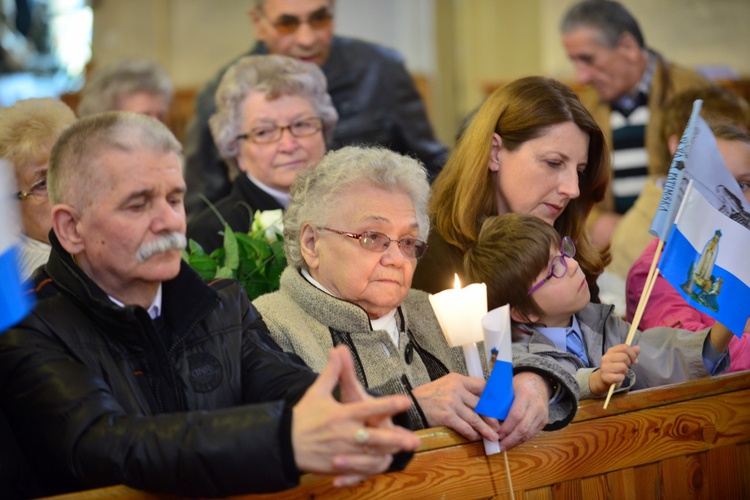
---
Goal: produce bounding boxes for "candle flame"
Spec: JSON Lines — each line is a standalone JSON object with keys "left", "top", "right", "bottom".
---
{"left": 454, "top": 274, "right": 461, "bottom": 290}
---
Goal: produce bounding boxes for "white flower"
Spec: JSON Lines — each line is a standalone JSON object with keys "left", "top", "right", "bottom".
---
{"left": 251, "top": 209, "right": 284, "bottom": 243}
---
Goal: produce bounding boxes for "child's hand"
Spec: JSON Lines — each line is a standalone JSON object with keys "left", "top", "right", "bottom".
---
{"left": 589, "top": 344, "right": 641, "bottom": 396}
{"left": 708, "top": 322, "right": 735, "bottom": 354}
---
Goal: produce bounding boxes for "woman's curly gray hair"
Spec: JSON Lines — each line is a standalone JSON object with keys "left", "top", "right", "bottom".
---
{"left": 209, "top": 54, "right": 338, "bottom": 172}
{"left": 284, "top": 146, "right": 430, "bottom": 269}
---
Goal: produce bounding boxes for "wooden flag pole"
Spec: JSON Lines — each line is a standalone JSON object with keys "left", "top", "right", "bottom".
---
{"left": 603, "top": 240, "right": 664, "bottom": 409}
{"left": 503, "top": 450, "right": 516, "bottom": 500}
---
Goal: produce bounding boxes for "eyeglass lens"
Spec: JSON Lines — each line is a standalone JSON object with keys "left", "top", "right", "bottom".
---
{"left": 561, "top": 237, "right": 576, "bottom": 258}
{"left": 527, "top": 236, "right": 576, "bottom": 295}
{"left": 243, "top": 118, "right": 322, "bottom": 144}
{"left": 550, "top": 237, "right": 576, "bottom": 278}
{"left": 17, "top": 178, "right": 48, "bottom": 200}
{"left": 360, "top": 231, "right": 427, "bottom": 258}
{"left": 550, "top": 256, "right": 568, "bottom": 278}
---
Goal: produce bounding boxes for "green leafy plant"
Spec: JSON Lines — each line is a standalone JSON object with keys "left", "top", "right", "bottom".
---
{"left": 183, "top": 209, "right": 286, "bottom": 300}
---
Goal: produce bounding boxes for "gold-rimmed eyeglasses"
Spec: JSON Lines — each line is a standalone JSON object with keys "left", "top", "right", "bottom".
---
{"left": 17, "top": 178, "right": 48, "bottom": 201}
{"left": 320, "top": 227, "right": 429, "bottom": 259}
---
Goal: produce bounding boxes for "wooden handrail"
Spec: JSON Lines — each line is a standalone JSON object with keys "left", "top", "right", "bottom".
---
{"left": 43, "top": 371, "right": 750, "bottom": 499}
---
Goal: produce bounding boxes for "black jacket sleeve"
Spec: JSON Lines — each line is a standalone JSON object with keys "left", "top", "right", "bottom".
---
{"left": 183, "top": 83, "right": 232, "bottom": 219}
{"left": 0, "top": 297, "right": 318, "bottom": 497}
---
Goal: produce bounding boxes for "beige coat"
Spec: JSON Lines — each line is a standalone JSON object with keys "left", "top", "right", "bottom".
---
{"left": 255, "top": 267, "right": 580, "bottom": 430}
{"left": 608, "top": 177, "right": 663, "bottom": 279}
{"left": 580, "top": 53, "right": 711, "bottom": 214}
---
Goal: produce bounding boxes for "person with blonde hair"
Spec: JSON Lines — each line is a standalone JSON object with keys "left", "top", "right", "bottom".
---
{"left": 412, "top": 76, "right": 610, "bottom": 300}
{"left": 0, "top": 97, "right": 76, "bottom": 279}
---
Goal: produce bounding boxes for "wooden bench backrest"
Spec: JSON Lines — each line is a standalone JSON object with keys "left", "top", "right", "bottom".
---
{"left": 45, "top": 371, "right": 750, "bottom": 499}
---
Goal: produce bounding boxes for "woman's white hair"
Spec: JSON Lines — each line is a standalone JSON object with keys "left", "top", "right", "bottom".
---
{"left": 284, "top": 146, "right": 430, "bottom": 269}
{"left": 209, "top": 54, "right": 338, "bottom": 173}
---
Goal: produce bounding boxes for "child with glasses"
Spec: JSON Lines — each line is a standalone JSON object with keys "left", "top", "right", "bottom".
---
{"left": 464, "top": 214, "right": 735, "bottom": 400}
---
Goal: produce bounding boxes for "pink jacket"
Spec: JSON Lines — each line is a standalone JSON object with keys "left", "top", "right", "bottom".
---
{"left": 627, "top": 237, "right": 750, "bottom": 372}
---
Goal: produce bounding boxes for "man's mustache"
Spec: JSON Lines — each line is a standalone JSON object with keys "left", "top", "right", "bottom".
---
{"left": 136, "top": 232, "right": 187, "bottom": 263}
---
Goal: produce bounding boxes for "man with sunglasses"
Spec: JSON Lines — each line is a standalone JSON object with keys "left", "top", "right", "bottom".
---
{"left": 465, "top": 214, "right": 735, "bottom": 401}
{"left": 183, "top": 0, "right": 448, "bottom": 218}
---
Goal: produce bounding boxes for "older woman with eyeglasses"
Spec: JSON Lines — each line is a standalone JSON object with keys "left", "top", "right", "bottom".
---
{"left": 254, "top": 145, "right": 579, "bottom": 450}
{"left": 187, "top": 54, "right": 338, "bottom": 252}
{"left": 0, "top": 98, "right": 76, "bottom": 279}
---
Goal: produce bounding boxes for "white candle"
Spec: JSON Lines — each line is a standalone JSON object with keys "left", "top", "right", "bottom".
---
{"left": 429, "top": 275, "right": 501, "bottom": 455}
{"left": 428, "top": 275, "right": 487, "bottom": 347}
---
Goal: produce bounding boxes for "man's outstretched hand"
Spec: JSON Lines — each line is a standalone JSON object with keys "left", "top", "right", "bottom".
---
{"left": 292, "top": 346, "right": 420, "bottom": 487}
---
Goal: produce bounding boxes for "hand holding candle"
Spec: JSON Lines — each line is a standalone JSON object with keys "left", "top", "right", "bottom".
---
{"left": 475, "top": 305, "right": 515, "bottom": 421}
{"left": 429, "top": 275, "right": 502, "bottom": 455}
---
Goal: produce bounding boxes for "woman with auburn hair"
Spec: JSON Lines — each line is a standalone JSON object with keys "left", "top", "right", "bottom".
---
{"left": 412, "top": 76, "right": 610, "bottom": 298}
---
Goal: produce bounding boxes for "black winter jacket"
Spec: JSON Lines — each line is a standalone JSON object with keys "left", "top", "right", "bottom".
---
{"left": 0, "top": 234, "right": 318, "bottom": 497}
{"left": 187, "top": 173, "right": 284, "bottom": 254}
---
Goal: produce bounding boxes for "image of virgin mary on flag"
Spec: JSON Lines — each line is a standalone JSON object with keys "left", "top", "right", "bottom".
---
{"left": 659, "top": 181, "right": 750, "bottom": 337}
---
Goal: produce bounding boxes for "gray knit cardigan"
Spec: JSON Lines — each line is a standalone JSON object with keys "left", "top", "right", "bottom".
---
{"left": 254, "top": 267, "right": 579, "bottom": 430}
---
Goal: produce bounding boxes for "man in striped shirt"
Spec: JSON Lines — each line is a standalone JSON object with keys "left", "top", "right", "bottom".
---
{"left": 561, "top": 0, "right": 710, "bottom": 249}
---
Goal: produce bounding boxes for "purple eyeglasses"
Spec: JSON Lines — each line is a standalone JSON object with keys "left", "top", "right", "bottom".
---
{"left": 527, "top": 236, "right": 576, "bottom": 295}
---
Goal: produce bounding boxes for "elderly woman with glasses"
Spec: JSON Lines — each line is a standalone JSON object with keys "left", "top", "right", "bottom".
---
{"left": 0, "top": 98, "right": 76, "bottom": 279}
{"left": 187, "top": 54, "right": 338, "bottom": 252}
{"left": 254, "top": 146, "right": 579, "bottom": 449}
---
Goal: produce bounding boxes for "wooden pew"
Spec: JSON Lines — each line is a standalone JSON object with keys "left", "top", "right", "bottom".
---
{"left": 44, "top": 371, "right": 750, "bottom": 499}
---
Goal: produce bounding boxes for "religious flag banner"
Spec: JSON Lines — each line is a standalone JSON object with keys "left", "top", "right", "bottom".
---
{"left": 475, "top": 305, "right": 515, "bottom": 420}
{"left": 0, "top": 161, "right": 35, "bottom": 332}
{"left": 659, "top": 182, "right": 750, "bottom": 337}
{"left": 650, "top": 100, "right": 750, "bottom": 241}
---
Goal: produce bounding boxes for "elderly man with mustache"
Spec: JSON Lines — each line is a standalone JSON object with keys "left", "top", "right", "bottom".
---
{"left": 0, "top": 112, "right": 420, "bottom": 497}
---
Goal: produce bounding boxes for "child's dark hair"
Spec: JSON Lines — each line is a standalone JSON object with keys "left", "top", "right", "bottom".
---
{"left": 464, "top": 214, "right": 561, "bottom": 318}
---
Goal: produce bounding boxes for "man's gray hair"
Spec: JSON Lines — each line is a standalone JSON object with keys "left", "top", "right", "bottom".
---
{"left": 210, "top": 55, "right": 338, "bottom": 172}
{"left": 560, "top": 0, "right": 644, "bottom": 48}
{"left": 77, "top": 59, "right": 174, "bottom": 117}
{"left": 283, "top": 146, "right": 430, "bottom": 269}
{"left": 48, "top": 112, "right": 182, "bottom": 210}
